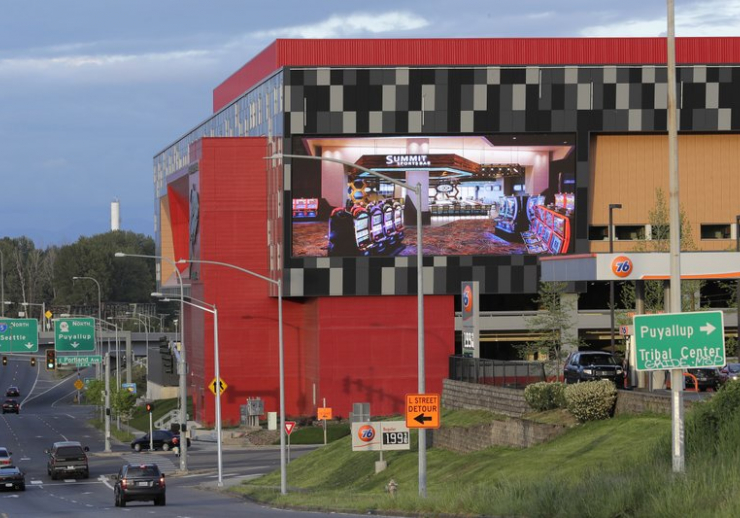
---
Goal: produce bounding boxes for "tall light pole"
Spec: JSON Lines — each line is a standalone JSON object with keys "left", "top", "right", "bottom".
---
{"left": 608, "top": 203, "right": 622, "bottom": 355}
{"left": 114, "top": 252, "right": 188, "bottom": 472}
{"left": 736, "top": 215, "right": 739, "bottom": 360}
{"left": 0, "top": 246, "right": 4, "bottom": 318}
{"left": 73, "top": 276, "right": 102, "bottom": 379}
{"left": 154, "top": 293, "right": 223, "bottom": 487}
{"left": 175, "top": 257, "right": 286, "bottom": 494}
{"left": 268, "top": 152, "right": 428, "bottom": 497}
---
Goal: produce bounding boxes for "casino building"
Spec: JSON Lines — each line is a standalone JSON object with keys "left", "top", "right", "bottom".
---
{"left": 152, "top": 38, "right": 740, "bottom": 426}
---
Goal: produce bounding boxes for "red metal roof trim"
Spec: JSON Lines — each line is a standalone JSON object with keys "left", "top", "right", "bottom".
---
{"left": 213, "top": 37, "right": 740, "bottom": 112}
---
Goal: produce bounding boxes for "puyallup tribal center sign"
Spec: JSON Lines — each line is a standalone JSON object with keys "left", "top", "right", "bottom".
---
{"left": 633, "top": 311, "right": 725, "bottom": 371}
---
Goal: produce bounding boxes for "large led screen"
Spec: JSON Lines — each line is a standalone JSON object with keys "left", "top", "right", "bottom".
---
{"left": 291, "top": 134, "right": 576, "bottom": 258}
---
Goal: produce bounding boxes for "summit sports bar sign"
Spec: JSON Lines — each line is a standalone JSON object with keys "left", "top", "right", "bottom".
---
{"left": 385, "top": 155, "right": 432, "bottom": 167}
{"left": 633, "top": 311, "right": 725, "bottom": 371}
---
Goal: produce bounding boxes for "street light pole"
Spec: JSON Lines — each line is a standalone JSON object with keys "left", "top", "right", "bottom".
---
{"left": 268, "top": 153, "right": 428, "bottom": 497}
{"left": 736, "top": 215, "right": 739, "bottom": 359}
{"left": 608, "top": 204, "right": 622, "bottom": 355}
{"left": 73, "top": 276, "right": 102, "bottom": 379}
{"left": 175, "top": 258, "right": 285, "bottom": 494}
{"left": 114, "top": 252, "right": 188, "bottom": 472}
{"left": 0, "top": 247, "right": 4, "bottom": 318}
{"left": 154, "top": 293, "right": 223, "bottom": 487}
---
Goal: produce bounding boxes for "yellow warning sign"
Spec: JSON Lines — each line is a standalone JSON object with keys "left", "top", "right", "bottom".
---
{"left": 405, "top": 393, "right": 441, "bottom": 429}
{"left": 74, "top": 379, "right": 84, "bottom": 391}
{"left": 209, "top": 377, "right": 227, "bottom": 396}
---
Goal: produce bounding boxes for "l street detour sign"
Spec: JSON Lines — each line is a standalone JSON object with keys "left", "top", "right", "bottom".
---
{"left": 633, "top": 311, "right": 725, "bottom": 371}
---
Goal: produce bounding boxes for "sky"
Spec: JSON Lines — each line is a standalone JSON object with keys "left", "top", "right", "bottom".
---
{"left": 1, "top": 0, "right": 739, "bottom": 247}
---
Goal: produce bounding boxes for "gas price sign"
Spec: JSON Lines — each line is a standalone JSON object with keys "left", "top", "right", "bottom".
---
{"left": 351, "top": 421, "right": 411, "bottom": 452}
{"left": 380, "top": 422, "right": 410, "bottom": 451}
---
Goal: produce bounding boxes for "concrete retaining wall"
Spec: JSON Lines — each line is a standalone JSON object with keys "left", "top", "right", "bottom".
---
{"left": 432, "top": 419, "right": 567, "bottom": 452}
{"left": 442, "top": 379, "right": 529, "bottom": 417}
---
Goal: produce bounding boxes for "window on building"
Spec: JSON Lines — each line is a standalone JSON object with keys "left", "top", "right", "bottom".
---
{"left": 588, "top": 226, "right": 608, "bottom": 240}
{"left": 700, "top": 224, "right": 731, "bottom": 240}
{"left": 615, "top": 225, "right": 646, "bottom": 241}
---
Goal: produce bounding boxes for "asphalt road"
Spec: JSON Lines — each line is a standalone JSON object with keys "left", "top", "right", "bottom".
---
{"left": 0, "top": 357, "right": 363, "bottom": 517}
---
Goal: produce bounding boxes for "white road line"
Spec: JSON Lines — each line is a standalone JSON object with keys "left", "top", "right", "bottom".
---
{"left": 22, "top": 374, "right": 78, "bottom": 406}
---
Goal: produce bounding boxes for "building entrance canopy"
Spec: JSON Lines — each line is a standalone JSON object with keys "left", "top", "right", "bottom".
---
{"left": 540, "top": 252, "right": 740, "bottom": 282}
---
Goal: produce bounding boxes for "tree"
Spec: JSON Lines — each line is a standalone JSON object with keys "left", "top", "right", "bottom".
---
{"left": 53, "top": 230, "right": 155, "bottom": 305}
{"left": 520, "top": 281, "right": 587, "bottom": 378}
{"left": 619, "top": 187, "right": 701, "bottom": 317}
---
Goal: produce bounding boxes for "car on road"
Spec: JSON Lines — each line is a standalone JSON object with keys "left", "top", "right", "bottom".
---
{"left": 685, "top": 368, "right": 724, "bottom": 392}
{"left": 5, "top": 386, "right": 19, "bottom": 397}
{"left": 2, "top": 399, "right": 20, "bottom": 414}
{"left": 563, "top": 351, "right": 624, "bottom": 385}
{"left": 0, "top": 465, "right": 25, "bottom": 491}
{"left": 130, "top": 430, "right": 190, "bottom": 452}
{"left": 0, "top": 448, "right": 12, "bottom": 467}
{"left": 46, "top": 441, "right": 90, "bottom": 479}
{"left": 113, "top": 463, "right": 166, "bottom": 507}
{"left": 720, "top": 363, "right": 740, "bottom": 382}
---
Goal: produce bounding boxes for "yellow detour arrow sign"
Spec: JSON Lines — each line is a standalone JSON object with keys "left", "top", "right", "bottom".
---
{"left": 209, "top": 377, "right": 227, "bottom": 396}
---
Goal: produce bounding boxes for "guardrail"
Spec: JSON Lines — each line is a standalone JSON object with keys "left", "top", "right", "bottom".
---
{"left": 448, "top": 356, "right": 546, "bottom": 389}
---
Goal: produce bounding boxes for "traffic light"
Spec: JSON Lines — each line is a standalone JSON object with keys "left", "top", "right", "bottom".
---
{"left": 145, "top": 402, "right": 154, "bottom": 413}
{"left": 2, "top": 356, "right": 7, "bottom": 366}
{"left": 159, "top": 336, "right": 175, "bottom": 374}
{"left": 46, "top": 349, "right": 56, "bottom": 370}
{"left": 31, "top": 357, "right": 36, "bottom": 367}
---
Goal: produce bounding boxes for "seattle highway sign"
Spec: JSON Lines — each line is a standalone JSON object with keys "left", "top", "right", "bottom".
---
{"left": 633, "top": 311, "right": 725, "bottom": 370}
{"left": 0, "top": 319, "right": 39, "bottom": 353}
{"left": 54, "top": 317, "right": 96, "bottom": 352}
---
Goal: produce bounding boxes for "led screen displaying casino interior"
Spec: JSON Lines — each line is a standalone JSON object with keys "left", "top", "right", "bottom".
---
{"left": 290, "top": 134, "right": 576, "bottom": 258}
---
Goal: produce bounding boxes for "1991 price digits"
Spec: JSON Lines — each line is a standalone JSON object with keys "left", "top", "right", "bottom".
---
{"left": 382, "top": 431, "right": 409, "bottom": 445}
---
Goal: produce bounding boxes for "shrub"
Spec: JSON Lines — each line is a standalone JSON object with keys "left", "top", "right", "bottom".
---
{"left": 564, "top": 380, "right": 617, "bottom": 422}
{"left": 524, "top": 382, "right": 567, "bottom": 411}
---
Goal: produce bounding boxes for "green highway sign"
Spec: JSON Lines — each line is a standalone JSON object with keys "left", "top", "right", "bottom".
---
{"left": 57, "top": 355, "right": 102, "bottom": 367}
{"left": 54, "top": 318, "right": 96, "bottom": 352}
{"left": 0, "top": 319, "right": 39, "bottom": 353}
{"left": 634, "top": 311, "right": 725, "bottom": 370}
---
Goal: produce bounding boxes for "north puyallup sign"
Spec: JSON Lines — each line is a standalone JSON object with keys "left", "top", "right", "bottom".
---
{"left": 633, "top": 311, "right": 725, "bottom": 371}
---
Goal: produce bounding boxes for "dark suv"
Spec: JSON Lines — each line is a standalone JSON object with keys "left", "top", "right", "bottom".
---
{"left": 131, "top": 430, "right": 190, "bottom": 452}
{"left": 113, "top": 463, "right": 166, "bottom": 507}
{"left": 46, "top": 441, "right": 90, "bottom": 479}
{"left": 564, "top": 351, "right": 624, "bottom": 385}
{"left": 685, "top": 368, "right": 723, "bottom": 391}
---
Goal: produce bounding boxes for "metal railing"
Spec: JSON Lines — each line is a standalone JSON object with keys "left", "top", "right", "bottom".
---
{"left": 449, "top": 356, "right": 546, "bottom": 389}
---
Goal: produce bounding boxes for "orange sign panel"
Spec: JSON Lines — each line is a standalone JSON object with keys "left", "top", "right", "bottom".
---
{"left": 405, "top": 393, "right": 441, "bottom": 429}
{"left": 317, "top": 407, "right": 332, "bottom": 420}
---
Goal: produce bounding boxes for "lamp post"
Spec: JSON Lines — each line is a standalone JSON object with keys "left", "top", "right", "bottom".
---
{"left": 154, "top": 292, "right": 223, "bottom": 487}
{"left": 268, "top": 152, "right": 428, "bottom": 497}
{"left": 608, "top": 204, "right": 622, "bottom": 355}
{"left": 175, "top": 257, "right": 286, "bottom": 494}
{"left": 114, "top": 252, "right": 188, "bottom": 472}
{"left": 0, "top": 247, "right": 4, "bottom": 318}
{"left": 73, "top": 276, "right": 102, "bottom": 379}
{"left": 736, "top": 215, "right": 739, "bottom": 360}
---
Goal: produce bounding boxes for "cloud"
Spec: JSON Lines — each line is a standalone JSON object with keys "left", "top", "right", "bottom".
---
{"left": 251, "top": 11, "right": 429, "bottom": 39}
{"left": 581, "top": 0, "right": 740, "bottom": 37}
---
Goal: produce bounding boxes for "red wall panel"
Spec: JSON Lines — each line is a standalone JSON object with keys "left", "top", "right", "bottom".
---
{"left": 316, "top": 295, "right": 454, "bottom": 418}
{"left": 213, "top": 37, "right": 740, "bottom": 111}
{"left": 183, "top": 138, "right": 454, "bottom": 426}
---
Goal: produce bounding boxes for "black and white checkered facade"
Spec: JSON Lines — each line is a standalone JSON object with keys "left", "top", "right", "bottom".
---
{"left": 280, "top": 65, "right": 740, "bottom": 297}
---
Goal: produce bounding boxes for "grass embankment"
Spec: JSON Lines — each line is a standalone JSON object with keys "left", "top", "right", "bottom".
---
{"left": 231, "top": 387, "right": 740, "bottom": 517}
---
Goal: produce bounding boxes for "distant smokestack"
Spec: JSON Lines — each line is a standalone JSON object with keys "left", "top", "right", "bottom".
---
{"left": 111, "top": 198, "right": 120, "bottom": 231}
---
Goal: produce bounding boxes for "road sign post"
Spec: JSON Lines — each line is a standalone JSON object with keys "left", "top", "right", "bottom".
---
{"left": 0, "top": 319, "right": 39, "bottom": 353}
{"left": 54, "top": 318, "right": 96, "bottom": 352}
{"left": 405, "top": 393, "right": 441, "bottom": 429}
{"left": 634, "top": 311, "right": 725, "bottom": 370}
